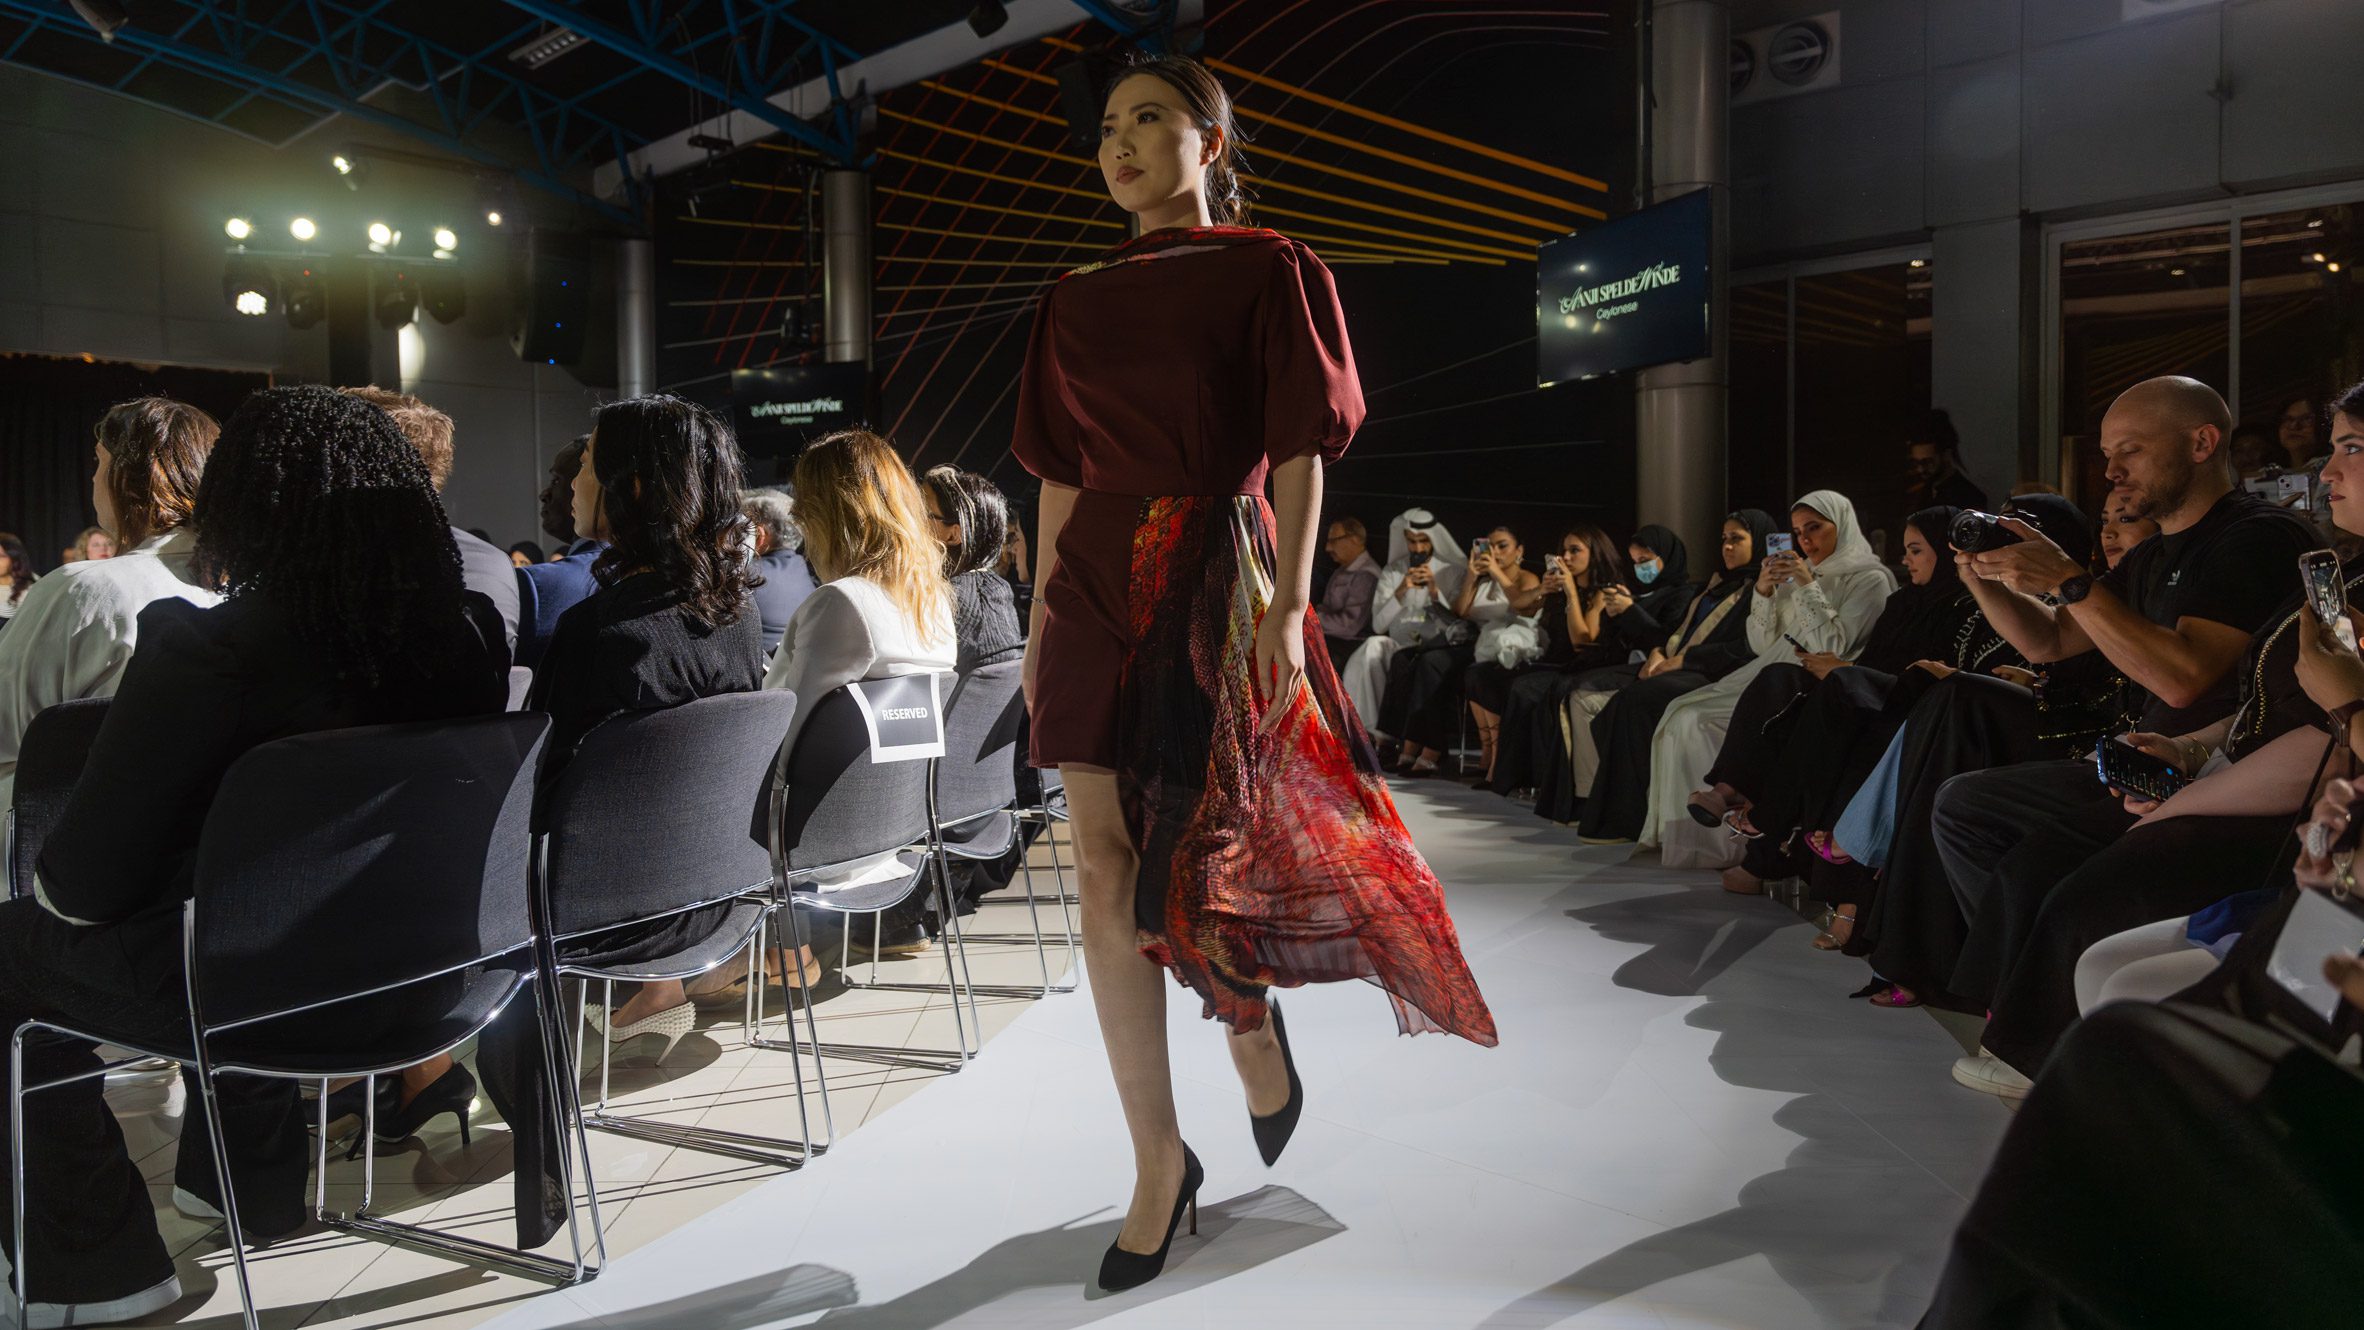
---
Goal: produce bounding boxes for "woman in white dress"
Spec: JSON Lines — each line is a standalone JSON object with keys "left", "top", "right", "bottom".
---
{"left": 1645, "top": 490, "right": 1894, "bottom": 869}
{"left": 1339, "top": 508, "right": 1466, "bottom": 727}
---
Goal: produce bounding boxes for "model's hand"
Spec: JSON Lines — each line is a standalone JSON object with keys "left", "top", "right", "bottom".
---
{"left": 1255, "top": 603, "right": 1308, "bottom": 737}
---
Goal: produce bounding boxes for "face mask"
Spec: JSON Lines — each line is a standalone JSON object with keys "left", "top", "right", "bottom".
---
{"left": 1634, "top": 558, "right": 1661, "bottom": 584}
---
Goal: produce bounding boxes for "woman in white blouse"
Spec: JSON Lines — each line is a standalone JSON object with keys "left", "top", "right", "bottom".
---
{"left": 735, "top": 429, "right": 955, "bottom": 985}
{"left": 1643, "top": 489, "right": 1895, "bottom": 869}
{"left": 0, "top": 398, "right": 219, "bottom": 814}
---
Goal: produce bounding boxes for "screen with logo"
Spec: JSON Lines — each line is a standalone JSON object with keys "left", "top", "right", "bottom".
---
{"left": 1536, "top": 188, "right": 1712, "bottom": 387}
{"left": 730, "top": 362, "right": 871, "bottom": 485}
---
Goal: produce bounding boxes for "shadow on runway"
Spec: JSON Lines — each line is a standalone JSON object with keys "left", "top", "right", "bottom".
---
{"left": 804, "top": 1185, "right": 1341, "bottom": 1328}
{"left": 1467, "top": 888, "right": 1987, "bottom": 1328}
{"left": 582, "top": 1263, "right": 861, "bottom": 1329}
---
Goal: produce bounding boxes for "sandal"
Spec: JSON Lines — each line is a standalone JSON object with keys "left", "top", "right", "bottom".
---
{"left": 1806, "top": 831, "right": 1854, "bottom": 865}
{"left": 1722, "top": 808, "right": 1763, "bottom": 841}
{"left": 1867, "top": 984, "right": 1922, "bottom": 1009}
{"left": 1811, "top": 908, "right": 1857, "bottom": 950}
{"left": 688, "top": 948, "right": 823, "bottom": 1008}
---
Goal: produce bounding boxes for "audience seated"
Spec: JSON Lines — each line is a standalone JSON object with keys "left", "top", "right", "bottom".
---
{"left": 0, "top": 532, "right": 36, "bottom": 622}
{"left": 1567, "top": 511, "right": 1775, "bottom": 834}
{"left": 1687, "top": 505, "right": 2013, "bottom": 919}
{"left": 340, "top": 387, "right": 521, "bottom": 649}
{"left": 507, "top": 539, "right": 545, "bottom": 568}
{"left": 2096, "top": 487, "right": 2161, "bottom": 564}
{"left": 0, "top": 397, "right": 220, "bottom": 813}
{"left": 1905, "top": 409, "right": 1989, "bottom": 513}
{"left": 70, "top": 527, "right": 118, "bottom": 563}
{"left": 515, "top": 434, "right": 605, "bottom": 669}
{"left": 1381, "top": 524, "right": 1540, "bottom": 778}
{"left": 744, "top": 488, "right": 819, "bottom": 654}
{"left": 470, "top": 393, "right": 766, "bottom": 1247}
{"left": 997, "top": 507, "right": 1035, "bottom": 626}
{"left": 1641, "top": 491, "right": 1896, "bottom": 867}
{"left": 1490, "top": 524, "right": 1697, "bottom": 799}
{"left": 1317, "top": 516, "right": 1381, "bottom": 672}
{"left": 1465, "top": 523, "right": 1626, "bottom": 786}
{"left": 0, "top": 386, "right": 508, "bottom": 1326}
{"left": 1340, "top": 509, "right": 1466, "bottom": 732}
{"left": 2277, "top": 392, "right": 2328, "bottom": 470}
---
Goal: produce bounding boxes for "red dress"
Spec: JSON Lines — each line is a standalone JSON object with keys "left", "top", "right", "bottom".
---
{"left": 1015, "top": 226, "right": 1496, "bottom": 1046}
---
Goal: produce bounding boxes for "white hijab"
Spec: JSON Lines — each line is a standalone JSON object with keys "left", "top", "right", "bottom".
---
{"left": 1788, "top": 489, "right": 1885, "bottom": 581}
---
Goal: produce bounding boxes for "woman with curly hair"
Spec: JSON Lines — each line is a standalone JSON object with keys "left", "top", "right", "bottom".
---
{"left": 0, "top": 385, "right": 506, "bottom": 1326}
{"left": 0, "top": 532, "right": 36, "bottom": 620}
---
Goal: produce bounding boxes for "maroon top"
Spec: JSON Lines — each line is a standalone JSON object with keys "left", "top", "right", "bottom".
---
{"left": 1012, "top": 226, "right": 1366, "bottom": 496}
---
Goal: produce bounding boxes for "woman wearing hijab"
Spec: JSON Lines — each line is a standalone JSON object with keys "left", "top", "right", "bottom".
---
{"left": 1571, "top": 511, "right": 1779, "bottom": 834}
{"left": 1684, "top": 506, "right": 2009, "bottom": 909}
{"left": 1644, "top": 491, "right": 1897, "bottom": 869}
{"left": 1488, "top": 525, "right": 1692, "bottom": 797}
{"left": 1339, "top": 508, "right": 1467, "bottom": 731}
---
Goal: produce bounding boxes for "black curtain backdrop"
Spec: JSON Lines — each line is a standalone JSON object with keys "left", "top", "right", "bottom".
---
{"left": 0, "top": 354, "right": 267, "bottom": 575}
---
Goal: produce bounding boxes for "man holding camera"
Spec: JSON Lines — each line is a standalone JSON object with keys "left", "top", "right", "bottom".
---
{"left": 1928, "top": 376, "right": 2321, "bottom": 1097}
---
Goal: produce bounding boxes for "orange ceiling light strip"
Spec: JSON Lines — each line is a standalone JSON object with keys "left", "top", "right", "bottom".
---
{"left": 973, "top": 56, "right": 1588, "bottom": 219}
{"left": 879, "top": 147, "right": 1107, "bottom": 202}
{"left": 875, "top": 184, "right": 1127, "bottom": 232}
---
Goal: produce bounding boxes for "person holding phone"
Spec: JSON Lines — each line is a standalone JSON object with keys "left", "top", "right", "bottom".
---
{"left": 1641, "top": 490, "right": 1898, "bottom": 868}
{"left": 1337, "top": 509, "right": 1467, "bottom": 732}
{"left": 1467, "top": 524, "right": 1625, "bottom": 787}
{"left": 1378, "top": 524, "right": 1536, "bottom": 777}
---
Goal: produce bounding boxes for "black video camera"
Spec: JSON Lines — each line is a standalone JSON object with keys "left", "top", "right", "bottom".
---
{"left": 1950, "top": 510, "right": 2021, "bottom": 554}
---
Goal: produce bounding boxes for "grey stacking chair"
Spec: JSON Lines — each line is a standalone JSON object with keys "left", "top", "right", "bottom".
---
{"left": 1012, "top": 761, "right": 1077, "bottom": 951}
{"left": 5, "top": 697, "right": 111, "bottom": 901}
{"left": 904, "top": 658, "right": 1074, "bottom": 997}
{"left": 6, "top": 714, "right": 598, "bottom": 1330}
{"left": 747, "top": 675, "right": 971, "bottom": 1151}
{"left": 536, "top": 691, "right": 807, "bottom": 1167}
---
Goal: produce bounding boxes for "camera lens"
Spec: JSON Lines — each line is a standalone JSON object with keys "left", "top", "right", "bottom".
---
{"left": 1949, "top": 510, "right": 2020, "bottom": 553}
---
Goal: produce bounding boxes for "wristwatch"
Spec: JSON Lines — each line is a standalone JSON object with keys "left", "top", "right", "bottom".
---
{"left": 2041, "top": 574, "right": 2093, "bottom": 608}
{"left": 2327, "top": 699, "right": 2364, "bottom": 739}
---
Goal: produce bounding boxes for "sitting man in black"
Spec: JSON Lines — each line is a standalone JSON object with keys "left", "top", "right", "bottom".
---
{"left": 0, "top": 387, "right": 508, "bottom": 1327}
{"left": 1929, "top": 376, "right": 2322, "bottom": 1097}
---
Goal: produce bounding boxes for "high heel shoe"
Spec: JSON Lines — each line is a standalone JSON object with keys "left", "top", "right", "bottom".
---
{"left": 1097, "top": 1144, "right": 1203, "bottom": 1293}
{"left": 349, "top": 1063, "right": 478, "bottom": 1158}
{"left": 1685, "top": 786, "right": 1729, "bottom": 828}
{"left": 1250, "top": 1002, "right": 1304, "bottom": 1167}
{"left": 587, "top": 998, "right": 696, "bottom": 1065}
{"left": 314, "top": 1075, "right": 398, "bottom": 1130}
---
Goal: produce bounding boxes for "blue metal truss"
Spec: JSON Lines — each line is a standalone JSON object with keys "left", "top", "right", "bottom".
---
{"left": 0, "top": 0, "right": 646, "bottom": 222}
{"left": 1067, "top": 0, "right": 1173, "bottom": 53}
{"left": 498, "top": 0, "right": 863, "bottom": 166}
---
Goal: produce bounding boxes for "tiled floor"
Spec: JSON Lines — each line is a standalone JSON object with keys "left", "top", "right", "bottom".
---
{"left": 83, "top": 778, "right": 2012, "bottom": 1329}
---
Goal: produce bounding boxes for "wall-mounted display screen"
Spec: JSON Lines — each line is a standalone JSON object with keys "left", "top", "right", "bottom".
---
{"left": 1537, "top": 188, "right": 1712, "bottom": 386}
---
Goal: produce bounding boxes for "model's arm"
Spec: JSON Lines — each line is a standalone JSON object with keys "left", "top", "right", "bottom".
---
{"left": 1024, "top": 479, "right": 1078, "bottom": 708}
{"left": 1255, "top": 454, "right": 1323, "bottom": 732}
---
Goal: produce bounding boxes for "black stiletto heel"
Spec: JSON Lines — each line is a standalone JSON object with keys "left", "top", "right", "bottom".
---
{"left": 1250, "top": 1001, "right": 1303, "bottom": 1166}
{"left": 354, "top": 1063, "right": 478, "bottom": 1156}
{"left": 1097, "top": 1144, "right": 1202, "bottom": 1293}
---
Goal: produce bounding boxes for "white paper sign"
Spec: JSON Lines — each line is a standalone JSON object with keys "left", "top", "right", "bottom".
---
{"left": 847, "top": 673, "right": 947, "bottom": 764}
{"left": 2266, "top": 888, "right": 2364, "bottom": 1023}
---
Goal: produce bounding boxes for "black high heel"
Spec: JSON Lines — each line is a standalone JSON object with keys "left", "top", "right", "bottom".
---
{"left": 349, "top": 1063, "right": 478, "bottom": 1158}
{"left": 1250, "top": 1001, "right": 1303, "bottom": 1166}
{"left": 1096, "top": 1143, "right": 1202, "bottom": 1293}
{"left": 315, "top": 1075, "right": 398, "bottom": 1130}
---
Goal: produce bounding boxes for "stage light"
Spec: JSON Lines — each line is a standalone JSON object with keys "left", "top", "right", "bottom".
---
{"left": 1908, "top": 258, "right": 1925, "bottom": 269}
{"left": 375, "top": 270, "right": 417, "bottom": 329}
{"left": 2313, "top": 252, "right": 2329, "bottom": 264}
{"left": 283, "top": 266, "right": 326, "bottom": 329}
{"left": 368, "top": 221, "right": 395, "bottom": 247}
{"left": 967, "top": 0, "right": 1007, "bottom": 38}
{"left": 223, "top": 255, "right": 276, "bottom": 316}
{"left": 420, "top": 269, "right": 467, "bottom": 324}
{"left": 70, "top": 0, "right": 127, "bottom": 42}
{"left": 2332, "top": 262, "right": 2345, "bottom": 274}
{"left": 332, "top": 153, "right": 354, "bottom": 175}
{"left": 224, "top": 217, "right": 252, "bottom": 241}
{"left": 289, "top": 216, "right": 317, "bottom": 242}
{"left": 486, "top": 210, "right": 504, "bottom": 227}
{"left": 433, "top": 227, "right": 458, "bottom": 251}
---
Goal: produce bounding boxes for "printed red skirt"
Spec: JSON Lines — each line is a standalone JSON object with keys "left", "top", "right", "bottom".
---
{"left": 1105, "top": 493, "right": 1496, "bottom": 1045}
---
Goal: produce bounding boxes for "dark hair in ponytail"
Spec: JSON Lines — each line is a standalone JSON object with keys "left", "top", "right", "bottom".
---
{"left": 1109, "top": 55, "right": 1255, "bottom": 226}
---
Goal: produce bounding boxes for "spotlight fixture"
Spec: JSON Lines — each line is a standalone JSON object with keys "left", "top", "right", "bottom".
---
{"left": 375, "top": 269, "right": 418, "bottom": 329}
{"left": 223, "top": 217, "right": 252, "bottom": 241}
{"left": 332, "top": 149, "right": 367, "bottom": 190}
{"left": 69, "top": 0, "right": 128, "bottom": 42}
{"left": 283, "top": 266, "right": 327, "bottom": 330}
{"left": 433, "top": 227, "right": 458, "bottom": 252}
{"left": 420, "top": 269, "right": 467, "bottom": 324}
{"left": 367, "top": 221, "right": 395, "bottom": 247}
{"left": 289, "top": 216, "right": 318, "bottom": 242}
{"left": 967, "top": 0, "right": 1008, "bottom": 38}
{"left": 485, "top": 210, "right": 504, "bottom": 227}
{"left": 508, "top": 26, "right": 587, "bottom": 69}
{"left": 223, "top": 255, "right": 277, "bottom": 316}
{"left": 2333, "top": 262, "right": 2346, "bottom": 274}
{"left": 332, "top": 153, "right": 354, "bottom": 175}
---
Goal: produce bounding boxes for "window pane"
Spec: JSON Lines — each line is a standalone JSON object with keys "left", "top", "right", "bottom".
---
{"left": 1792, "top": 262, "right": 1931, "bottom": 557}
{"left": 1728, "top": 279, "right": 1790, "bottom": 516}
{"left": 2238, "top": 205, "right": 2359, "bottom": 475}
{"left": 2058, "top": 224, "right": 2231, "bottom": 503}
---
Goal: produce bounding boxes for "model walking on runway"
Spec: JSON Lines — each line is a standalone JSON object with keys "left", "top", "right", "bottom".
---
{"left": 1013, "top": 55, "right": 1498, "bottom": 1292}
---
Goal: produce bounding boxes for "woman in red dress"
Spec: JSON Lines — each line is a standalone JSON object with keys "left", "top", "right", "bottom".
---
{"left": 1016, "top": 56, "right": 1497, "bottom": 1290}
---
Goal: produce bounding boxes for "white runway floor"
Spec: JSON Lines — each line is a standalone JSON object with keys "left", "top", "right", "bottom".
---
{"left": 98, "top": 777, "right": 2013, "bottom": 1329}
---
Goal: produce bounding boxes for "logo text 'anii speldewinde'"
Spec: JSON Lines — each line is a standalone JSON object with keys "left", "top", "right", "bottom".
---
{"left": 1557, "top": 261, "right": 1684, "bottom": 316}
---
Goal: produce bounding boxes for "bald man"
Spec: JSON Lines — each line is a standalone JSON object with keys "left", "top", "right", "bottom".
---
{"left": 1923, "top": 376, "right": 2322, "bottom": 1099}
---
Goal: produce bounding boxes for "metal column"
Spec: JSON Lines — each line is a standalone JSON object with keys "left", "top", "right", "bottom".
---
{"left": 1635, "top": 0, "right": 1731, "bottom": 559}
{"left": 617, "top": 237, "right": 655, "bottom": 399}
{"left": 821, "top": 170, "right": 872, "bottom": 368}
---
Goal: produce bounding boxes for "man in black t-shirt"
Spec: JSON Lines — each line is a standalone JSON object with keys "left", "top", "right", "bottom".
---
{"left": 1924, "top": 377, "right": 2321, "bottom": 1099}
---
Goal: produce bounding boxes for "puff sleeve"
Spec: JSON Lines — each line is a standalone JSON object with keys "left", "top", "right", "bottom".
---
{"left": 1010, "top": 289, "right": 1086, "bottom": 488}
{"left": 1261, "top": 242, "right": 1366, "bottom": 468}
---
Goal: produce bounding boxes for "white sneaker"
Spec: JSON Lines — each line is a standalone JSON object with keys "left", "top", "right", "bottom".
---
{"left": 23, "top": 1273, "right": 182, "bottom": 1328}
{"left": 1950, "top": 1050, "right": 2033, "bottom": 1101}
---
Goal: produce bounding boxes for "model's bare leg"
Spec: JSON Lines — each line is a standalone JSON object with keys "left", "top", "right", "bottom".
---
{"left": 1063, "top": 767, "right": 1187, "bottom": 1254}
{"left": 1226, "top": 1012, "right": 1290, "bottom": 1116}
